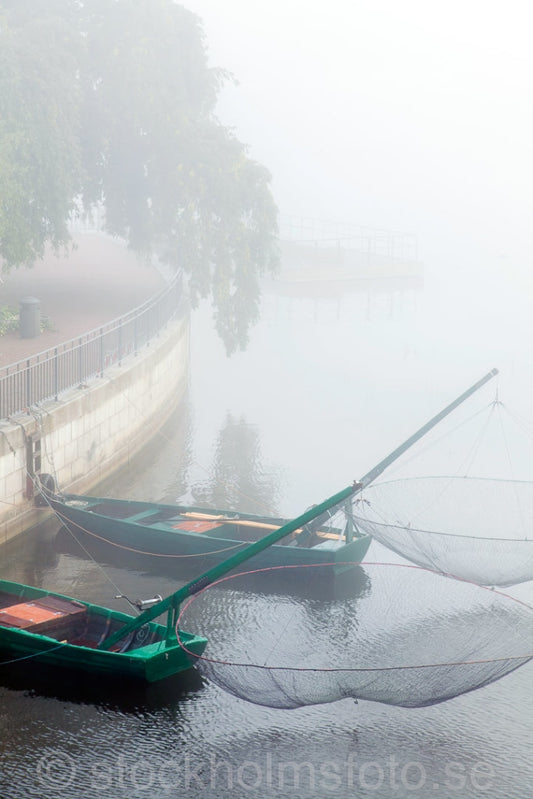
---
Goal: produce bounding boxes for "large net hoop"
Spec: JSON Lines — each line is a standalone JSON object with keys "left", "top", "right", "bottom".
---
{"left": 177, "top": 562, "right": 533, "bottom": 709}
{"left": 352, "top": 476, "right": 533, "bottom": 585}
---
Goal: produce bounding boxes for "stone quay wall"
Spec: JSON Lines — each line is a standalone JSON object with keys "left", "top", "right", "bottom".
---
{"left": 0, "top": 315, "right": 189, "bottom": 545}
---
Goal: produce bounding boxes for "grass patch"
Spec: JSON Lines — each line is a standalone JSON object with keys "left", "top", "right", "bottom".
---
{"left": 0, "top": 306, "right": 19, "bottom": 335}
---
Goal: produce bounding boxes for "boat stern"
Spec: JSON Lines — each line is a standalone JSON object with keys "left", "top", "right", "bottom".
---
{"left": 128, "top": 632, "right": 208, "bottom": 683}
{"left": 312, "top": 534, "right": 372, "bottom": 575}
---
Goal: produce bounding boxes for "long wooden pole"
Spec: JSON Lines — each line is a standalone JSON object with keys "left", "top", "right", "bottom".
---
{"left": 99, "top": 483, "right": 357, "bottom": 650}
{"left": 99, "top": 368, "right": 498, "bottom": 650}
{"left": 357, "top": 368, "right": 498, "bottom": 488}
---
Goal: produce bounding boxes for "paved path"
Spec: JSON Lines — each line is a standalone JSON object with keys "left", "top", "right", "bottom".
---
{"left": 0, "top": 234, "right": 166, "bottom": 366}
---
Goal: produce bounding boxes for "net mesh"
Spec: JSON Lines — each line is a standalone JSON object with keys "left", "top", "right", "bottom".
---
{"left": 177, "top": 563, "right": 533, "bottom": 709}
{"left": 352, "top": 476, "right": 533, "bottom": 586}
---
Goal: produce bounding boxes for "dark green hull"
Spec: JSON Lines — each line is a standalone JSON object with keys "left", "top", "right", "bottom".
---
{"left": 49, "top": 494, "right": 371, "bottom": 577}
{"left": 0, "top": 579, "right": 207, "bottom": 682}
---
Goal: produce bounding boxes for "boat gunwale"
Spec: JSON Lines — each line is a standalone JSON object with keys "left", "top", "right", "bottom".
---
{"left": 0, "top": 578, "right": 207, "bottom": 659}
{"left": 52, "top": 494, "right": 371, "bottom": 552}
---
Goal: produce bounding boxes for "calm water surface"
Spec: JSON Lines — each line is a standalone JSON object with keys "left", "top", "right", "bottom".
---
{"left": 1, "top": 258, "right": 533, "bottom": 798}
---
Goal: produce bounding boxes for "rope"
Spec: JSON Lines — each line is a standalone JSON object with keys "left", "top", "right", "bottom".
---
{"left": 402, "top": 402, "right": 499, "bottom": 527}
{"left": 363, "top": 396, "right": 526, "bottom": 532}
{"left": 499, "top": 405, "right": 533, "bottom": 442}
{"left": 458, "top": 400, "right": 498, "bottom": 476}
{"left": 40, "top": 487, "right": 248, "bottom": 560}
{"left": 383, "top": 401, "right": 496, "bottom": 479}
{"left": 30, "top": 474, "right": 127, "bottom": 597}
{"left": 495, "top": 401, "right": 527, "bottom": 538}
{"left": 30, "top": 407, "right": 61, "bottom": 492}
{"left": 0, "top": 641, "right": 69, "bottom": 667}
{"left": 353, "top": 478, "right": 533, "bottom": 541}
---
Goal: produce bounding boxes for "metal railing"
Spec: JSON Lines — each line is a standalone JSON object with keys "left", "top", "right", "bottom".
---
{"left": 0, "top": 270, "right": 185, "bottom": 420}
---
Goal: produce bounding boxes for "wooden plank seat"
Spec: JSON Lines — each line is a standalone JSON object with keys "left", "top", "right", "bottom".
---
{"left": 171, "top": 520, "right": 222, "bottom": 533}
{"left": 0, "top": 596, "right": 87, "bottom": 637}
{"left": 180, "top": 512, "right": 344, "bottom": 541}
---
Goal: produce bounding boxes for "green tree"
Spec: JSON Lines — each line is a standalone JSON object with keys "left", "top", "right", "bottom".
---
{"left": 0, "top": 0, "right": 279, "bottom": 353}
{"left": 0, "top": 5, "right": 83, "bottom": 265}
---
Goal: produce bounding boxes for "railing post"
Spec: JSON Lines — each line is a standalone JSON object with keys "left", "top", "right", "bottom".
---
{"left": 25, "top": 359, "right": 31, "bottom": 412}
{"left": 0, "top": 271, "right": 180, "bottom": 419}
{"left": 99, "top": 328, "right": 104, "bottom": 376}
{"left": 78, "top": 337, "right": 83, "bottom": 387}
{"left": 54, "top": 347, "right": 58, "bottom": 401}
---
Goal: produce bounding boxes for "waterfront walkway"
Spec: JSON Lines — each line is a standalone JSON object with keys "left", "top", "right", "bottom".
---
{"left": 0, "top": 234, "right": 166, "bottom": 366}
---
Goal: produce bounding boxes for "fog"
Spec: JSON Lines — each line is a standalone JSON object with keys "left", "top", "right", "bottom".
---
{"left": 3, "top": 8, "right": 533, "bottom": 788}
{"left": 185, "top": 0, "right": 533, "bottom": 275}
{"left": 180, "top": 0, "right": 533, "bottom": 483}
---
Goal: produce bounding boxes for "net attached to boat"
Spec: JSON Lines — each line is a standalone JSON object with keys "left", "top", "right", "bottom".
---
{"left": 177, "top": 562, "right": 533, "bottom": 709}
{"left": 352, "top": 476, "right": 533, "bottom": 586}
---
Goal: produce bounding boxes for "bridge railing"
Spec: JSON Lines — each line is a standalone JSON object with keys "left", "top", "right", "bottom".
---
{"left": 0, "top": 270, "right": 184, "bottom": 420}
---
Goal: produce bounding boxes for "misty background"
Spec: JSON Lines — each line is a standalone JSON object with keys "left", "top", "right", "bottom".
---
{"left": 1, "top": 9, "right": 533, "bottom": 797}
{"left": 2, "top": 1, "right": 532, "bottom": 484}
{"left": 186, "top": 0, "right": 532, "bottom": 268}
{"left": 180, "top": 1, "right": 533, "bottom": 462}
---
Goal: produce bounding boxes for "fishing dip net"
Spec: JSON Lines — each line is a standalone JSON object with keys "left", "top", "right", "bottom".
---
{"left": 177, "top": 562, "right": 533, "bottom": 709}
{"left": 352, "top": 476, "right": 533, "bottom": 586}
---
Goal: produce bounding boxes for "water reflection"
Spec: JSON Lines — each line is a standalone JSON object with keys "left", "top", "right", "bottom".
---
{"left": 0, "top": 659, "right": 205, "bottom": 714}
{"left": 184, "top": 412, "right": 282, "bottom": 515}
{"left": 179, "top": 565, "right": 373, "bottom": 669}
{"left": 52, "top": 524, "right": 371, "bottom": 602}
{"left": 2, "top": 268, "right": 533, "bottom": 798}
{"left": 91, "top": 394, "right": 193, "bottom": 504}
{"left": 263, "top": 272, "right": 422, "bottom": 322}
{"left": 0, "top": 524, "right": 60, "bottom": 587}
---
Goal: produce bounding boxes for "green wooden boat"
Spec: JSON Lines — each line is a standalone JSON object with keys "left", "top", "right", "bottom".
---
{"left": 0, "top": 578, "right": 207, "bottom": 682}
{"left": 47, "top": 493, "right": 372, "bottom": 577}
{"left": 1, "top": 485, "right": 358, "bottom": 682}
{"left": 44, "top": 368, "right": 499, "bottom": 582}
{"left": 0, "top": 369, "right": 498, "bottom": 684}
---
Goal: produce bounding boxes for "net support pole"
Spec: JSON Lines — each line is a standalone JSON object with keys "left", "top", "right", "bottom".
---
{"left": 98, "top": 369, "right": 498, "bottom": 651}
{"left": 98, "top": 483, "right": 358, "bottom": 650}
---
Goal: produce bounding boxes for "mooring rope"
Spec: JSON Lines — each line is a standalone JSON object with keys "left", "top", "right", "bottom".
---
{"left": 36, "top": 481, "right": 250, "bottom": 560}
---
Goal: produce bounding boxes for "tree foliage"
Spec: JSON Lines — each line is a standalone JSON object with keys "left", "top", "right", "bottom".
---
{"left": 0, "top": 4, "right": 82, "bottom": 265}
{"left": 0, "top": 0, "right": 279, "bottom": 352}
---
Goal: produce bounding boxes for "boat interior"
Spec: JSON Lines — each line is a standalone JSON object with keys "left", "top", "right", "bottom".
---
{"left": 0, "top": 590, "right": 160, "bottom": 651}
{"left": 69, "top": 501, "right": 347, "bottom": 547}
